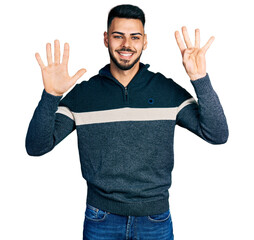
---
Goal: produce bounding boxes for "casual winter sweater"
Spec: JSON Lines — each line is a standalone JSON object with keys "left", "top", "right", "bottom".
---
{"left": 26, "top": 63, "right": 228, "bottom": 216}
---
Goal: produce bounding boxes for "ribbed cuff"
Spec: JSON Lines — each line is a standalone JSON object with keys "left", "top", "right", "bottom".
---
{"left": 39, "top": 89, "right": 63, "bottom": 112}
{"left": 191, "top": 73, "right": 214, "bottom": 96}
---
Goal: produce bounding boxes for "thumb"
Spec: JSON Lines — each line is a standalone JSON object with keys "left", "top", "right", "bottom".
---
{"left": 71, "top": 68, "right": 87, "bottom": 84}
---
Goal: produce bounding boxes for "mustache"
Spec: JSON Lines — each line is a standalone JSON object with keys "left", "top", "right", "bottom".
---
{"left": 116, "top": 48, "right": 136, "bottom": 53}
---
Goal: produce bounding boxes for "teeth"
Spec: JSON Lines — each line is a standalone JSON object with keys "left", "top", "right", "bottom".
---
{"left": 119, "top": 53, "right": 132, "bottom": 57}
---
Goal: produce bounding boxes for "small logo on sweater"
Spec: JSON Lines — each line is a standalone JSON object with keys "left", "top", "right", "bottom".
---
{"left": 148, "top": 98, "right": 154, "bottom": 104}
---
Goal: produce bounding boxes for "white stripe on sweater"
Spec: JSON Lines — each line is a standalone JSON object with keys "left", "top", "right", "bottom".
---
{"left": 56, "top": 98, "right": 196, "bottom": 126}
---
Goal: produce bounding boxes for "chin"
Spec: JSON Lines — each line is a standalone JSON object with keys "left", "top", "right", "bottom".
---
{"left": 108, "top": 48, "right": 142, "bottom": 71}
{"left": 112, "top": 56, "right": 141, "bottom": 71}
{"left": 117, "top": 62, "right": 137, "bottom": 71}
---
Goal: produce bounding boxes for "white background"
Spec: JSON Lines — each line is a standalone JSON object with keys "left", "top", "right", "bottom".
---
{"left": 0, "top": 0, "right": 253, "bottom": 239}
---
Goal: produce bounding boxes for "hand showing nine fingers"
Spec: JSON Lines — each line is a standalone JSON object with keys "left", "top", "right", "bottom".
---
{"left": 35, "top": 40, "right": 86, "bottom": 96}
{"left": 175, "top": 26, "right": 214, "bottom": 81}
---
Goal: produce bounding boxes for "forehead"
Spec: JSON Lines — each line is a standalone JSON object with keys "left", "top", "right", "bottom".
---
{"left": 109, "top": 17, "right": 144, "bottom": 34}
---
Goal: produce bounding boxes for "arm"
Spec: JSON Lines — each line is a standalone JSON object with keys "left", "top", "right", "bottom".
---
{"left": 25, "top": 90, "right": 75, "bottom": 156}
{"left": 174, "top": 27, "right": 228, "bottom": 144}
{"left": 176, "top": 74, "right": 228, "bottom": 144}
{"left": 25, "top": 40, "right": 86, "bottom": 156}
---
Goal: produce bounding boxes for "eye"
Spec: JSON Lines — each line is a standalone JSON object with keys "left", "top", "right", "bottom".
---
{"left": 113, "top": 35, "right": 123, "bottom": 39}
{"left": 132, "top": 36, "right": 140, "bottom": 40}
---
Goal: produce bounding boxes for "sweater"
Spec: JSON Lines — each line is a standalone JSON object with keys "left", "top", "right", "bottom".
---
{"left": 26, "top": 63, "right": 228, "bottom": 216}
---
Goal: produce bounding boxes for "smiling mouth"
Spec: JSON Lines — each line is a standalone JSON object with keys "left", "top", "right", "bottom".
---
{"left": 117, "top": 51, "right": 135, "bottom": 60}
{"left": 119, "top": 52, "right": 133, "bottom": 57}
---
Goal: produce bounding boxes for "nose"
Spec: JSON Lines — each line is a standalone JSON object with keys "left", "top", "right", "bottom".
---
{"left": 121, "top": 36, "right": 131, "bottom": 48}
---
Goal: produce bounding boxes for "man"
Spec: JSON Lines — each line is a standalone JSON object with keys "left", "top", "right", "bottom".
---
{"left": 26, "top": 4, "right": 228, "bottom": 240}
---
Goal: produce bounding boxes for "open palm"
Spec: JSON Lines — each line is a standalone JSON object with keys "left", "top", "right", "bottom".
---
{"left": 175, "top": 26, "right": 214, "bottom": 81}
{"left": 35, "top": 40, "right": 86, "bottom": 96}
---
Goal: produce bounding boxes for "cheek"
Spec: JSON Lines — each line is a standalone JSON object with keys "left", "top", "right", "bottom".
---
{"left": 135, "top": 42, "right": 145, "bottom": 52}
{"left": 108, "top": 40, "right": 120, "bottom": 52}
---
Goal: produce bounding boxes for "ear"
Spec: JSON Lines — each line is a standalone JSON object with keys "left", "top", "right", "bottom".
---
{"left": 143, "top": 34, "right": 148, "bottom": 50}
{"left": 104, "top": 31, "right": 109, "bottom": 48}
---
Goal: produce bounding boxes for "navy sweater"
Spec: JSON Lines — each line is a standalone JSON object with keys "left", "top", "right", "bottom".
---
{"left": 26, "top": 63, "right": 228, "bottom": 216}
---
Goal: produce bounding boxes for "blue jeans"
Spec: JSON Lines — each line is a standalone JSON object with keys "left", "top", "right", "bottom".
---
{"left": 83, "top": 204, "right": 174, "bottom": 240}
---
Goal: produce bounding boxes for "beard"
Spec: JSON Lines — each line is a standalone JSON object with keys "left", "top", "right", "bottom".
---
{"left": 108, "top": 46, "right": 143, "bottom": 71}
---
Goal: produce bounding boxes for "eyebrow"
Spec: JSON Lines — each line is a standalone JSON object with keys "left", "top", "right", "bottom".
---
{"left": 111, "top": 31, "right": 143, "bottom": 36}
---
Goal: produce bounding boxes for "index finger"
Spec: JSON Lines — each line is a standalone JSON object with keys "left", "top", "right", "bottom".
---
{"left": 202, "top": 36, "right": 215, "bottom": 53}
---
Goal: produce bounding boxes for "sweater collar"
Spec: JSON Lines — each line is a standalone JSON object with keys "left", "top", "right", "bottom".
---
{"left": 99, "top": 63, "right": 150, "bottom": 86}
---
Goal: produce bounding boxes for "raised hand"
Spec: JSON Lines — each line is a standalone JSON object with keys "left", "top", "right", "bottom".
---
{"left": 175, "top": 26, "right": 214, "bottom": 81}
{"left": 35, "top": 40, "right": 86, "bottom": 96}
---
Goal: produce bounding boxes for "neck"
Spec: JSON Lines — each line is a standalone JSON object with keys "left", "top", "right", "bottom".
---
{"left": 110, "top": 61, "right": 140, "bottom": 87}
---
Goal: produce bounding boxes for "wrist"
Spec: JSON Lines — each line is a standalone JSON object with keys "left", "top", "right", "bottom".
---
{"left": 44, "top": 88, "right": 63, "bottom": 97}
{"left": 190, "top": 73, "right": 207, "bottom": 81}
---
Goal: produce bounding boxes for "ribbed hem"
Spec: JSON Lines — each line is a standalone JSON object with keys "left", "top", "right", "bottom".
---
{"left": 86, "top": 186, "right": 169, "bottom": 217}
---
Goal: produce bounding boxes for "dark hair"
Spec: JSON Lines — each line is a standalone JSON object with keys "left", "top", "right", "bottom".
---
{"left": 107, "top": 4, "right": 145, "bottom": 30}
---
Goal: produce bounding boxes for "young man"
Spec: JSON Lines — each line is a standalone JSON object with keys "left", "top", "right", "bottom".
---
{"left": 26, "top": 4, "right": 228, "bottom": 240}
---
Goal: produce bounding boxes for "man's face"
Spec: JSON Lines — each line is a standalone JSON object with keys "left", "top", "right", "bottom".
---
{"left": 104, "top": 17, "right": 147, "bottom": 71}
